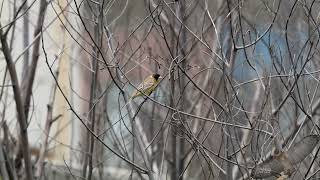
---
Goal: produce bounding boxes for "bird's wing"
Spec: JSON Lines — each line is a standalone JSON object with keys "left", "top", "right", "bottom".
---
{"left": 136, "top": 76, "right": 155, "bottom": 91}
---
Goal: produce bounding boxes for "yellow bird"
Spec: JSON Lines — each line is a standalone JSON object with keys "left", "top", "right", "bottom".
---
{"left": 130, "top": 73, "right": 161, "bottom": 100}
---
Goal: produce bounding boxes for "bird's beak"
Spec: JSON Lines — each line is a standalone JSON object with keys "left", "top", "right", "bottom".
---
{"left": 159, "top": 76, "right": 163, "bottom": 79}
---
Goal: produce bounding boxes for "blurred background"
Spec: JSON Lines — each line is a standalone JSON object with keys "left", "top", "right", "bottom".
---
{"left": 1, "top": 0, "right": 320, "bottom": 179}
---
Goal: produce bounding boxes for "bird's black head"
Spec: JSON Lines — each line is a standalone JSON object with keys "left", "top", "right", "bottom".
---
{"left": 152, "top": 74, "right": 161, "bottom": 80}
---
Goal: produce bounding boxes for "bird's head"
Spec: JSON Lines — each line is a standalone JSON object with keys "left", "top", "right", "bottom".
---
{"left": 152, "top": 74, "right": 161, "bottom": 80}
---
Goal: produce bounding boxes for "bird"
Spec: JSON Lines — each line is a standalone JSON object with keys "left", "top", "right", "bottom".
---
{"left": 129, "top": 73, "right": 161, "bottom": 100}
